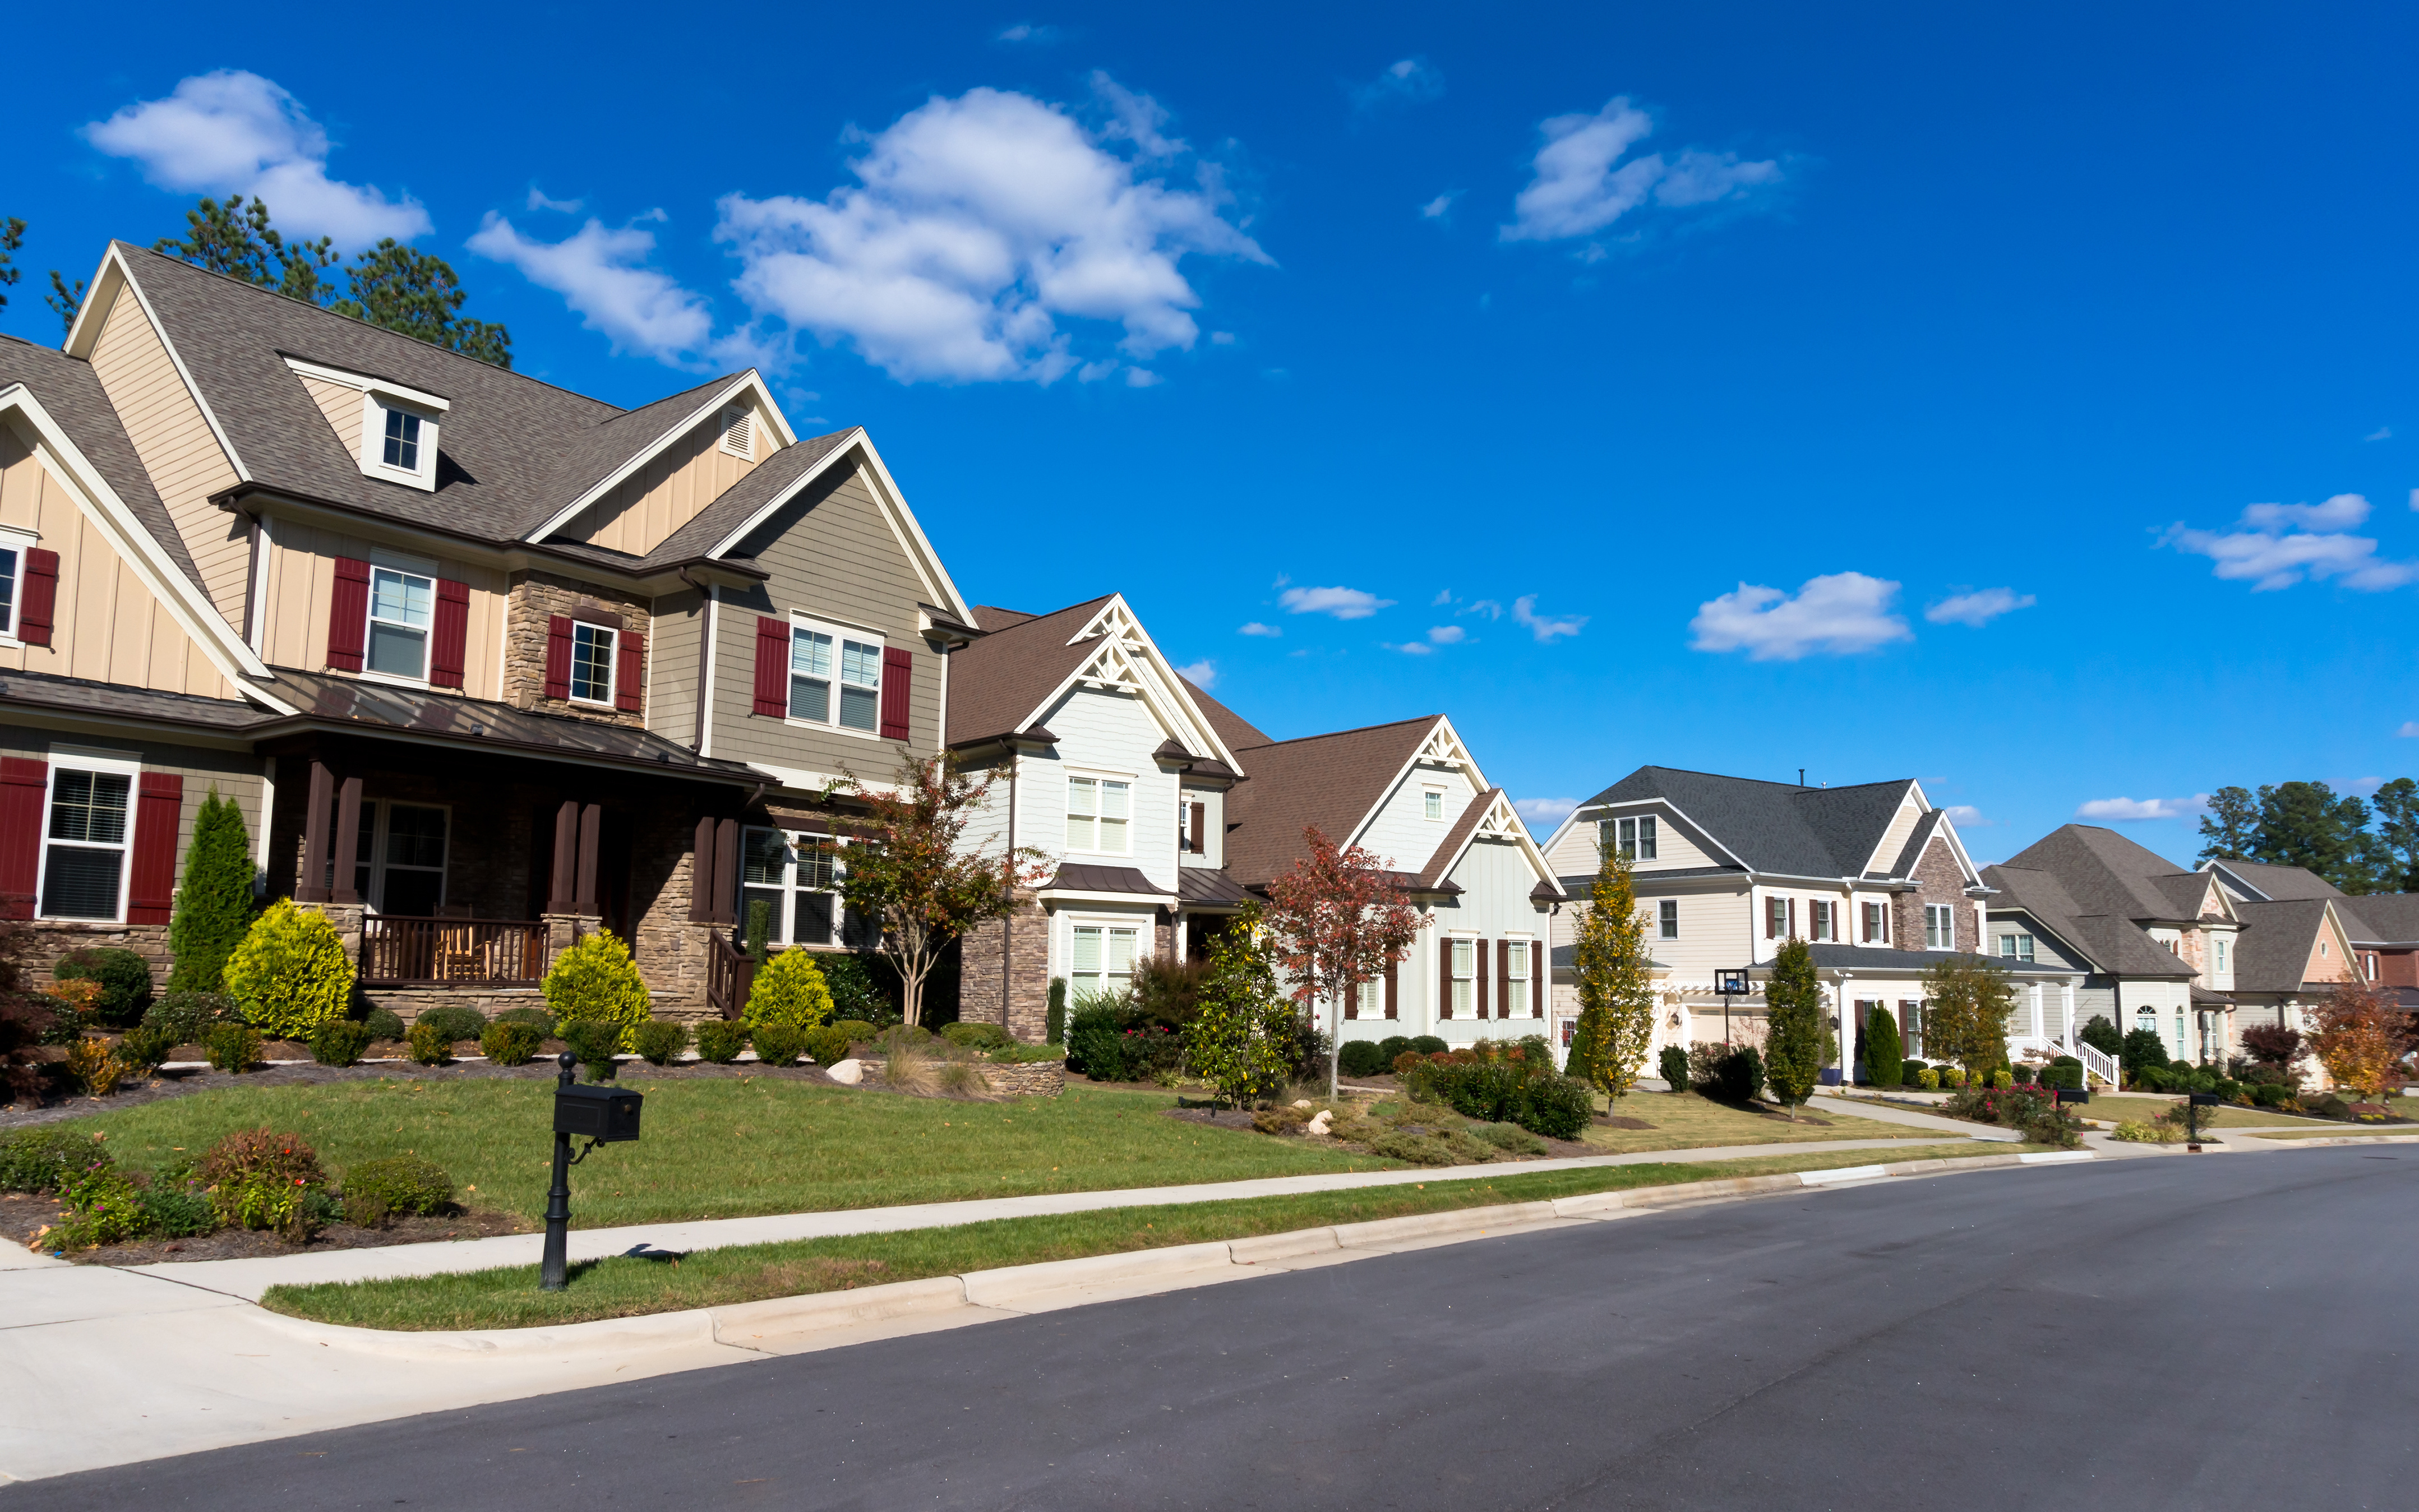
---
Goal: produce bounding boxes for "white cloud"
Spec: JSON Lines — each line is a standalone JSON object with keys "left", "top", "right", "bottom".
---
{"left": 1175, "top": 658, "right": 1216, "bottom": 688}
{"left": 1238, "top": 621, "right": 1281, "bottom": 637}
{"left": 715, "top": 78, "right": 1269, "bottom": 384}
{"left": 1419, "top": 192, "right": 1458, "bottom": 220}
{"left": 1387, "top": 641, "right": 1434, "bottom": 656}
{"left": 1352, "top": 57, "right": 1444, "bottom": 113}
{"left": 1925, "top": 587, "right": 2036, "bottom": 627}
{"left": 467, "top": 214, "right": 742, "bottom": 368}
{"left": 1501, "top": 96, "right": 1779, "bottom": 245}
{"left": 1515, "top": 797, "right": 1580, "bottom": 829}
{"left": 2398, "top": 722, "right": 2419, "bottom": 738}
{"left": 2075, "top": 795, "right": 2208, "bottom": 822}
{"left": 1689, "top": 572, "right": 1911, "bottom": 661}
{"left": 1209, "top": 330, "right": 1236, "bottom": 345}
{"left": 2367, "top": 426, "right": 2392, "bottom": 441}
{"left": 1942, "top": 804, "right": 1988, "bottom": 827}
{"left": 1512, "top": 595, "right": 1586, "bottom": 643}
{"left": 1462, "top": 598, "right": 1503, "bottom": 619}
{"left": 1427, "top": 625, "right": 1466, "bottom": 645}
{"left": 1280, "top": 585, "right": 1392, "bottom": 619}
{"left": 527, "top": 187, "right": 584, "bottom": 214}
{"left": 1430, "top": 588, "right": 1453, "bottom": 606}
{"left": 996, "top": 21, "right": 1058, "bottom": 43}
{"left": 2163, "top": 493, "right": 2419, "bottom": 591}
{"left": 84, "top": 71, "right": 431, "bottom": 249}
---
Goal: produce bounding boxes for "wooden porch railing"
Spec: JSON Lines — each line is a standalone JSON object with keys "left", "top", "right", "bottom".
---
{"left": 707, "top": 931, "right": 755, "bottom": 1020}
{"left": 359, "top": 916, "right": 550, "bottom": 985}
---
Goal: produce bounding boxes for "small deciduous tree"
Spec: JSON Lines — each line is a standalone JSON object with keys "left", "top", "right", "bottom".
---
{"left": 1570, "top": 840, "right": 1655, "bottom": 1100}
{"left": 1762, "top": 937, "right": 1826, "bottom": 1113}
{"left": 2080, "top": 1013, "right": 2123, "bottom": 1058}
{"left": 1180, "top": 904, "right": 1294, "bottom": 1109}
{"left": 2239, "top": 1022, "right": 2306, "bottom": 1075}
{"left": 1922, "top": 954, "right": 2015, "bottom": 1075}
{"left": 2306, "top": 977, "right": 2407, "bottom": 1100}
{"left": 1261, "top": 826, "right": 1425, "bottom": 1099}
{"left": 168, "top": 789, "right": 256, "bottom": 992}
{"left": 838, "top": 756, "right": 1050, "bottom": 1031}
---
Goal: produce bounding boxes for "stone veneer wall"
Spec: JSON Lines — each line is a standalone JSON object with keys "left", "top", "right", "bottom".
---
{"left": 1893, "top": 837, "right": 1977, "bottom": 953}
{"left": 961, "top": 895, "right": 1049, "bottom": 1042}
{"left": 23, "top": 923, "right": 170, "bottom": 989}
{"left": 502, "top": 570, "right": 652, "bottom": 728}
{"left": 980, "top": 1062, "right": 1066, "bottom": 1097}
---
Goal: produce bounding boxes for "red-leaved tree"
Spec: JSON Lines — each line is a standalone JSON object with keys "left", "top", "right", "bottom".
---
{"left": 2306, "top": 976, "right": 2409, "bottom": 1102}
{"left": 1262, "top": 826, "right": 1426, "bottom": 1098}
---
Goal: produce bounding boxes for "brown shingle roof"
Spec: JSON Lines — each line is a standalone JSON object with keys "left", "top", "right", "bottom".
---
{"left": 1221, "top": 715, "right": 1438, "bottom": 888}
{"left": 943, "top": 597, "right": 1114, "bottom": 747}
{"left": 1416, "top": 787, "right": 1502, "bottom": 889}
{"left": 1179, "top": 676, "right": 1275, "bottom": 753}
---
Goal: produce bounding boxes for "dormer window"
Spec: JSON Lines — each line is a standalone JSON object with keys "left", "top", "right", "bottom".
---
{"left": 283, "top": 357, "right": 449, "bottom": 493}
{"left": 382, "top": 406, "right": 422, "bottom": 472}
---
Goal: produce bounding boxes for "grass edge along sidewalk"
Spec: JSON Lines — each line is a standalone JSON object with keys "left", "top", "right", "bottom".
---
{"left": 263, "top": 1141, "right": 2052, "bottom": 1331}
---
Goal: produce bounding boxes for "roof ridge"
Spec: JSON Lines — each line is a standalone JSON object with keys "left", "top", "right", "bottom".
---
{"left": 1233, "top": 713, "right": 1438, "bottom": 752}
{"left": 1629, "top": 764, "right": 1910, "bottom": 794}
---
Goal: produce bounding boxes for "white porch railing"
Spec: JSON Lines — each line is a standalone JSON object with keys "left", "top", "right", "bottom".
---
{"left": 2075, "top": 1041, "right": 2120, "bottom": 1086}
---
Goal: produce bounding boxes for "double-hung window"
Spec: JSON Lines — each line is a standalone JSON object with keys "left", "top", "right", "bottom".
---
{"left": 1808, "top": 900, "right": 1834, "bottom": 941}
{"left": 1504, "top": 940, "right": 1531, "bottom": 1015}
{"left": 569, "top": 622, "right": 616, "bottom": 704}
{"left": 1997, "top": 932, "right": 2035, "bottom": 963}
{"left": 1424, "top": 788, "right": 1444, "bottom": 821}
{"left": 1766, "top": 895, "right": 1796, "bottom": 940}
{"left": 1924, "top": 904, "right": 1955, "bottom": 950}
{"left": 2215, "top": 938, "right": 2229, "bottom": 974}
{"left": 788, "top": 622, "right": 883, "bottom": 733}
{"left": 1070, "top": 923, "right": 1138, "bottom": 999}
{"left": 1603, "top": 815, "right": 1659, "bottom": 861}
{"left": 1066, "top": 776, "right": 1130, "bottom": 854}
{"left": 1449, "top": 937, "right": 1475, "bottom": 1016}
{"left": 1658, "top": 899, "right": 1679, "bottom": 940}
{"left": 366, "top": 566, "right": 435, "bottom": 680}
{"left": 41, "top": 761, "right": 134, "bottom": 920}
{"left": 1862, "top": 901, "right": 1889, "bottom": 944}
{"left": 739, "top": 826, "right": 853, "bottom": 947}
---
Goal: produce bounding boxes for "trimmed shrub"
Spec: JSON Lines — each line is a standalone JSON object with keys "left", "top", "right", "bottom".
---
{"left": 1918, "top": 1067, "right": 1941, "bottom": 1090}
{"left": 744, "top": 948, "right": 837, "bottom": 1033}
{"left": 363, "top": 1007, "right": 407, "bottom": 1042}
{"left": 1701, "top": 1045, "right": 1762, "bottom": 1104}
{"left": 339, "top": 1155, "right": 454, "bottom": 1228}
{"left": 2254, "top": 1081, "right": 2293, "bottom": 1108}
{"left": 142, "top": 989, "right": 242, "bottom": 1046}
{"left": 117, "top": 1024, "right": 178, "bottom": 1075}
{"left": 2040, "top": 1061, "right": 2084, "bottom": 1090}
{"left": 751, "top": 1024, "right": 806, "bottom": 1067}
{"left": 1517, "top": 1075, "right": 1596, "bottom": 1140}
{"left": 405, "top": 1021, "right": 453, "bottom": 1066}
{"left": 561, "top": 1020, "right": 622, "bottom": 1080}
{"left": 167, "top": 789, "right": 255, "bottom": 993}
{"left": 830, "top": 1019, "right": 876, "bottom": 1045}
{"left": 1475, "top": 1122, "right": 1550, "bottom": 1155}
{"left": 1367, "top": 1128, "right": 1463, "bottom": 1166}
{"left": 223, "top": 901, "right": 354, "bottom": 1039}
{"left": 310, "top": 1019, "right": 372, "bottom": 1067}
{"left": 744, "top": 897, "right": 773, "bottom": 964}
{"left": 1, "top": 1127, "right": 108, "bottom": 1192}
{"left": 1046, "top": 975, "right": 1068, "bottom": 1046}
{"left": 1376, "top": 1035, "right": 1412, "bottom": 1065}
{"left": 543, "top": 931, "right": 650, "bottom": 1052}
{"left": 1938, "top": 1065, "right": 1968, "bottom": 1089}
{"left": 140, "top": 1183, "right": 216, "bottom": 1238}
{"left": 490, "top": 1005, "right": 555, "bottom": 1036}
{"left": 53, "top": 946, "right": 154, "bottom": 1029}
{"left": 1392, "top": 1051, "right": 1427, "bottom": 1077}
{"left": 1991, "top": 1069, "right": 2014, "bottom": 1090}
{"left": 818, "top": 951, "right": 902, "bottom": 1027}
{"left": 1066, "top": 997, "right": 1128, "bottom": 1081}
{"left": 1410, "top": 1035, "right": 1447, "bottom": 1056}
{"left": 481, "top": 1021, "right": 544, "bottom": 1066}
{"left": 694, "top": 1020, "right": 748, "bottom": 1064}
{"left": 201, "top": 1129, "right": 326, "bottom": 1240}
{"left": 1902, "top": 1059, "right": 1927, "bottom": 1085}
{"left": 415, "top": 1004, "right": 487, "bottom": 1044}
{"left": 941, "top": 1021, "right": 1010, "bottom": 1050}
{"left": 1866, "top": 1006, "right": 1904, "bottom": 1088}
{"left": 1338, "top": 1040, "right": 1389, "bottom": 1078}
{"left": 633, "top": 1019, "right": 690, "bottom": 1066}
{"left": 801, "top": 1024, "right": 853, "bottom": 1066}
{"left": 1658, "top": 1044, "right": 1689, "bottom": 1092}
{"left": 205, "top": 1022, "right": 262, "bottom": 1072}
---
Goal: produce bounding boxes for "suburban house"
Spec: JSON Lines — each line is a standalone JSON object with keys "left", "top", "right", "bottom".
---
{"left": 0, "top": 240, "right": 976, "bottom": 1020}
{"left": 1539, "top": 767, "right": 2085, "bottom": 1080}
{"left": 2201, "top": 858, "right": 2386, "bottom": 1071}
{"left": 941, "top": 591, "right": 1563, "bottom": 1046}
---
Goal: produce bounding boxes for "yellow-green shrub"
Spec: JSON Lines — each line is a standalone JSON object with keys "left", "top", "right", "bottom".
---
{"left": 744, "top": 948, "right": 835, "bottom": 1033}
{"left": 542, "top": 931, "right": 650, "bottom": 1052}
{"left": 222, "top": 900, "right": 354, "bottom": 1040}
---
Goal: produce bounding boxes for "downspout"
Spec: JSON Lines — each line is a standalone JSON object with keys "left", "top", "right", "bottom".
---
{"left": 1003, "top": 745, "right": 1019, "bottom": 1029}
{"left": 678, "top": 568, "right": 715, "bottom": 755}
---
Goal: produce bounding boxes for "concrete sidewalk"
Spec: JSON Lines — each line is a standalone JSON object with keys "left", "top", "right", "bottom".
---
{"left": 126, "top": 1133, "right": 1975, "bottom": 1300}
{"left": 1806, "top": 1094, "right": 2021, "bottom": 1141}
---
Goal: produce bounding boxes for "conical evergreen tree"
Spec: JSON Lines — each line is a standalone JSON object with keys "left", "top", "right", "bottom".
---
{"left": 1865, "top": 1002, "right": 1904, "bottom": 1087}
{"left": 1762, "top": 936, "right": 1826, "bottom": 1112}
{"left": 167, "top": 789, "right": 256, "bottom": 992}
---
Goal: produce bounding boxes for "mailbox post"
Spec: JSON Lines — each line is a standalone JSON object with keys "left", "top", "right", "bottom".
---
{"left": 2186, "top": 1090, "right": 2221, "bottom": 1153}
{"left": 540, "top": 1051, "right": 645, "bottom": 1291}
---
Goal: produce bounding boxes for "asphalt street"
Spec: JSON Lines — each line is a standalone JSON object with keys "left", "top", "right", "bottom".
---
{"left": 17, "top": 1148, "right": 2415, "bottom": 1510}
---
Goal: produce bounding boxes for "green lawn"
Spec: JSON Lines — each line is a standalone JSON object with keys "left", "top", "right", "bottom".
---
{"left": 35, "top": 1078, "right": 1404, "bottom": 1228}
{"left": 262, "top": 1141, "right": 2015, "bottom": 1330}
{"left": 1578, "top": 1091, "right": 1947, "bottom": 1152}
{"left": 2084, "top": 1094, "right": 2371, "bottom": 1131}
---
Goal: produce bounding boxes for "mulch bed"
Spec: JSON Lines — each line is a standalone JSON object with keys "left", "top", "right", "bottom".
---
{"left": 2, "top": 1189, "right": 530, "bottom": 1266}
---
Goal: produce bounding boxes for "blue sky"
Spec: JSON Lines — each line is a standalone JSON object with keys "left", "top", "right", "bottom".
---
{"left": 7, "top": 1, "right": 2417, "bottom": 869}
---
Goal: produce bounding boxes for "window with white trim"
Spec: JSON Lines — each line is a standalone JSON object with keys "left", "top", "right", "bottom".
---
{"left": 1450, "top": 937, "right": 1475, "bottom": 1016}
{"left": 1862, "top": 900, "right": 1889, "bottom": 944}
{"left": 739, "top": 826, "right": 857, "bottom": 947}
{"left": 1504, "top": 940, "right": 1530, "bottom": 1015}
{"left": 1423, "top": 788, "right": 1444, "bottom": 821}
{"left": 569, "top": 622, "right": 617, "bottom": 705}
{"left": 1997, "top": 932, "right": 2035, "bottom": 963}
{"left": 1067, "top": 776, "right": 1130, "bottom": 854}
{"left": 2215, "top": 937, "right": 2229, "bottom": 974}
{"left": 365, "top": 566, "right": 434, "bottom": 680}
{"left": 1657, "top": 899, "right": 1679, "bottom": 940}
{"left": 1070, "top": 923, "right": 1139, "bottom": 999}
{"left": 1356, "top": 978, "right": 1384, "bottom": 1016}
{"left": 0, "top": 525, "right": 32, "bottom": 639}
{"left": 363, "top": 397, "right": 441, "bottom": 489}
{"left": 41, "top": 760, "right": 134, "bottom": 921}
{"left": 1602, "top": 815, "right": 1658, "bottom": 861}
{"left": 383, "top": 406, "right": 422, "bottom": 472}
{"left": 1924, "top": 904, "right": 1955, "bottom": 950}
{"left": 788, "top": 621, "right": 883, "bottom": 733}
{"left": 1808, "top": 899, "right": 1835, "bottom": 941}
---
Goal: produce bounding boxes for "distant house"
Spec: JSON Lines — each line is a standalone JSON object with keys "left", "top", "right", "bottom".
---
{"left": 1539, "top": 767, "right": 2080, "bottom": 1080}
{"left": 2202, "top": 859, "right": 2386, "bottom": 1079}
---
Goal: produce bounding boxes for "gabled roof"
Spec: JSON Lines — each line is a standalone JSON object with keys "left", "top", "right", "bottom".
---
{"left": 557, "top": 426, "right": 856, "bottom": 573}
{"left": 2203, "top": 858, "right": 2346, "bottom": 904}
{"left": 2339, "top": 892, "right": 2419, "bottom": 946}
{"left": 1414, "top": 787, "right": 1562, "bottom": 898}
{"left": 1179, "top": 677, "right": 1276, "bottom": 754}
{"left": 1220, "top": 715, "right": 1440, "bottom": 888}
{"left": 0, "top": 335, "right": 204, "bottom": 596}
{"left": 1981, "top": 861, "right": 2197, "bottom": 979}
{"left": 943, "top": 595, "right": 1238, "bottom": 769}
{"left": 1999, "top": 825, "right": 2213, "bottom": 922}
{"left": 1559, "top": 766, "right": 1924, "bottom": 879}
{"left": 2229, "top": 898, "right": 2346, "bottom": 993}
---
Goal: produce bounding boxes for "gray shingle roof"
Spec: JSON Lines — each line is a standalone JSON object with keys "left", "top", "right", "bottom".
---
{"left": 2228, "top": 898, "right": 2340, "bottom": 993}
{"left": 2339, "top": 892, "right": 2419, "bottom": 945}
{"left": 1998, "top": 826, "right": 2213, "bottom": 922}
{"left": 1982, "top": 851, "right": 2203, "bottom": 979}
{"left": 1178, "top": 676, "right": 1275, "bottom": 753}
{"left": 1577, "top": 766, "right": 1919, "bottom": 877}
{"left": 2204, "top": 858, "right": 2345, "bottom": 903}
{"left": 1807, "top": 943, "right": 2080, "bottom": 977}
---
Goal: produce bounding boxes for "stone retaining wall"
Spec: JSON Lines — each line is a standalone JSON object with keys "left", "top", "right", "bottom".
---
{"left": 981, "top": 1062, "right": 1065, "bottom": 1098}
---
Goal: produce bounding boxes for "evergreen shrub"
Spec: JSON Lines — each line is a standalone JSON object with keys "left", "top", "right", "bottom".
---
{"left": 941, "top": 1021, "right": 1010, "bottom": 1049}
{"left": 633, "top": 1019, "right": 690, "bottom": 1065}
{"left": 116, "top": 1024, "right": 177, "bottom": 1075}
{"left": 1865, "top": 1006, "right": 1904, "bottom": 1088}
{"left": 201, "top": 1129, "right": 326, "bottom": 1240}
{"left": 1066, "top": 997, "right": 1128, "bottom": 1081}
{"left": 53, "top": 947, "right": 154, "bottom": 1029}
{"left": 223, "top": 901, "right": 354, "bottom": 1039}
{"left": 819, "top": 952, "right": 901, "bottom": 1027}
{"left": 167, "top": 789, "right": 255, "bottom": 992}
{"left": 1, "top": 1127, "right": 105, "bottom": 1191}
{"left": 1046, "top": 975, "right": 1068, "bottom": 1046}
{"left": 751, "top": 1024, "right": 806, "bottom": 1067}
{"left": 490, "top": 1005, "right": 555, "bottom": 1036}
{"left": 142, "top": 990, "right": 241, "bottom": 1046}
{"left": 1658, "top": 1044, "right": 1689, "bottom": 1091}
{"left": 1338, "top": 1040, "right": 1389, "bottom": 1078}
{"left": 1377, "top": 1035, "right": 1412, "bottom": 1065}
{"left": 744, "top": 949, "right": 835, "bottom": 1033}
{"left": 561, "top": 1020, "right": 622, "bottom": 1080}
{"left": 363, "top": 1007, "right": 407, "bottom": 1042}
{"left": 205, "top": 1023, "right": 262, "bottom": 1072}
{"left": 140, "top": 1183, "right": 216, "bottom": 1237}
{"left": 1517, "top": 1075, "right": 1596, "bottom": 1139}
{"left": 694, "top": 1020, "right": 747, "bottom": 1064}
{"left": 1410, "top": 1035, "right": 1447, "bottom": 1056}
{"left": 47, "top": 1164, "right": 152, "bottom": 1249}
{"left": 310, "top": 1020, "right": 372, "bottom": 1067}
{"left": 543, "top": 931, "right": 650, "bottom": 1051}
{"left": 801, "top": 1025, "right": 853, "bottom": 1066}
{"left": 415, "top": 1004, "right": 486, "bottom": 1044}
{"left": 480, "top": 1021, "right": 543, "bottom": 1066}
{"left": 405, "top": 1021, "right": 453, "bottom": 1066}
{"left": 339, "top": 1155, "right": 454, "bottom": 1228}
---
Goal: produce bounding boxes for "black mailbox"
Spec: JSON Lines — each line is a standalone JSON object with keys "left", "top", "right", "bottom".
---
{"left": 2054, "top": 1087, "right": 2090, "bottom": 1106}
{"left": 554, "top": 1083, "right": 644, "bottom": 1142}
{"left": 2187, "top": 1092, "right": 2223, "bottom": 1107}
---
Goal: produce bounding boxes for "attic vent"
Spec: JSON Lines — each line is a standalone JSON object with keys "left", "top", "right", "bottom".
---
{"left": 719, "top": 405, "right": 755, "bottom": 461}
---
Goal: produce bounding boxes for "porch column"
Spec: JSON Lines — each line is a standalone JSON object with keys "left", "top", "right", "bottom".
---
{"left": 298, "top": 760, "right": 335, "bottom": 902}
{"left": 689, "top": 817, "right": 717, "bottom": 923}
{"left": 547, "top": 800, "right": 580, "bottom": 913}
{"left": 332, "top": 776, "right": 364, "bottom": 905}
{"left": 575, "top": 803, "right": 602, "bottom": 917}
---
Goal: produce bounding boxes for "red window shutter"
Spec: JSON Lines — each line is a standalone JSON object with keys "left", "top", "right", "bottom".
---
{"left": 543, "top": 615, "right": 573, "bottom": 700}
{"left": 429, "top": 578, "right": 470, "bottom": 688}
{"left": 880, "top": 646, "right": 912, "bottom": 739}
{"left": 616, "top": 632, "right": 645, "bottom": 712}
{"left": 753, "top": 617, "right": 788, "bottom": 716}
{"left": 0, "top": 758, "right": 45, "bottom": 919}
{"left": 1385, "top": 958, "right": 1398, "bottom": 1020}
{"left": 1531, "top": 941, "right": 1544, "bottom": 1017}
{"left": 327, "top": 557, "right": 371, "bottom": 671}
{"left": 1476, "top": 939, "right": 1490, "bottom": 1019}
{"left": 127, "top": 772, "right": 183, "bottom": 923}
{"left": 17, "top": 549, "right": 59, "bottom": 648}
{"left": 1438, "top": 935, "right": 1453, "bottom": 1019}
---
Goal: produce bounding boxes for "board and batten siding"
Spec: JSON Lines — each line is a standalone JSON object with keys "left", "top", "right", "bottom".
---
{"left": 706, "top": 464, "right": 941, "bottom": 776}
{"left": 0, "top": 418, "right": 238, "bottom": 699}
{"left": 562, "top": 397, "right": 770, "bottom": 558}
{"left": 1354, "top": 759, "right": 1475, "bottom": 875}
{"left": 0, "top": 727, "right": 264, "bottom": 874}
{"left": 257, "top": 519, "right": 508, "bottom": 700}
{"left": 83, "top": 283, "right": 248, "bottom": 634}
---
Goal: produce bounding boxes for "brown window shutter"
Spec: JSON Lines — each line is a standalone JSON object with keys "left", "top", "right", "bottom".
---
{"left": 1439, "top": 933, "right": 1453, "bottom": 1019}
{"left": 689, "top": 817, "right": 716, "bottom": 923}
{"left": 616, "top": 631, "right": 645, "bottom": 712}
{"left": 1531, "top": 941, "right": 1544, "bottom": 1016}
{"left": 1385, "top": 956, "right": 1398, "bottom": 1020}
{"left": 543, "top": 615, "right": 573, "bottom": 699}
{"left": 753, "top": 617, "right": 788, "bottom": 716}
{"left": 1476, "top": 939, "right": 1490, "bottom": 1018}
{"left": 1344, "top": 978, "right": 1357, "bottom": 1020}
{"left": 1496, "top": 937, "right": 1510, "bottom": 1018}
{"left": 428, "top": 578, "right": 470, "bottom": 688}
{"left": 326, "top": 556, "right": 371, "bottom": 671}
{"left": 0, "top": 757, "right": 46, "bottom": 919}
{"left": 17, "top": 548, "right": 59, "bottom": 648}
{"left": 1188, "top": 802, "right": 1205, "bottom": 854}
{"left": 1788, "top": 898, "right": 1797, "bottom": 938}
{"left": 126, "top": 772, "right": 183, "bottom": 923}
{"left": 879, "top": 646, "right": 912, "bottom": 739}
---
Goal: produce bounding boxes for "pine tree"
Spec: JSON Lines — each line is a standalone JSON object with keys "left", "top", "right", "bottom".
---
{"left": 1572, "top": 838, "right": 1657, "bottom": 1099}
{"left": 1865, "top": 1002, "right": 1904, "bottom": 1088}
{"left": 167, "top": 789, "right": 256, "bottom": 992}
{"left": 1763, "top": 937, "right": 1826, "bottom": 1113}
